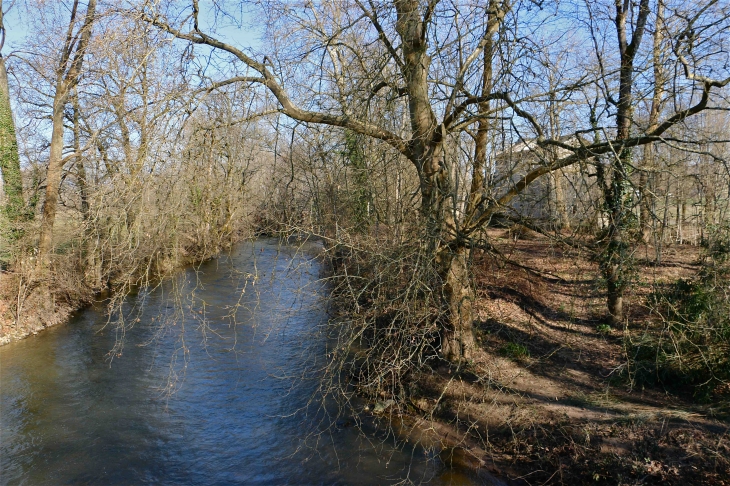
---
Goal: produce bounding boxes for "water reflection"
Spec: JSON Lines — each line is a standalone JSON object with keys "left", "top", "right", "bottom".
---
{"left": 1, "top": 239, "right": 486, "bottom": 485}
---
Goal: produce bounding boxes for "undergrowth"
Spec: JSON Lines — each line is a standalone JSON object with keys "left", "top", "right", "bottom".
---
{"left": 323, "top": 229, "right": 445, "bottom": 403}
{"left": 629, "top": 224, "right": 730, "bottom": 400}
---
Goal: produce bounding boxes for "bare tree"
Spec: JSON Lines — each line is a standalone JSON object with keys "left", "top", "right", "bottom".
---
{"left": 36, "top": 0, "right": 97, "bottom": 272}
{"left": 592, "top": 0, "right": 653, "bottom": 326}
{"left": 638, "top": 0, "right": 665, "bottom": 243}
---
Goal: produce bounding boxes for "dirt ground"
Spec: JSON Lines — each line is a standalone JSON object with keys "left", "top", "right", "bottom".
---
{"left": 401, "top": 230, "right": 730, "bottom": 485}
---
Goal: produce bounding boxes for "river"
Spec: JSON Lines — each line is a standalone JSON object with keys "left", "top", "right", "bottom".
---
{"left": 0, "top": 238, "right": 489, "bottom": 485}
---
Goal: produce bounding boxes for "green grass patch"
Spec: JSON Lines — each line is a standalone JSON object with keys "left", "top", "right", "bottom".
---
{"left": 500, "top": 341, "right": 530, "bottom": 360}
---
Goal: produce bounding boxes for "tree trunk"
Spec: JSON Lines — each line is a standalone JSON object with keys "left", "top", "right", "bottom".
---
{"left": 600, "top": 0, "right": 650, "bottom": 325}
{"left": 0, "top": 54, "right": 25, "bottom": 235}
{"left": 37, "top": 89, "right": 68, "bottom": 271}
{"left": 638, "top": 162, "right": 652, "bottom": 242}
{"left": 605, "top": 259, "right": 623, "bottom": 326}
{"left": 704, "top": 185, "right": 715, "bottom": 234}
{"left": 72, "top": 92, "right": 89, "bottom": 221}
{"left": 438, "top": 244, "right": 476, "bottom": 361}
{"left": 36, "top": 0, "right": 96, "bottom": 273}
{"left": 552, "top": 171, "right": 571, "bottom": 231}
{"left": 602, "top": 156, "right": 630, "bottom": 327}
{"left": 395, "top": 1, "right": 476, "bottom": 361}
{"left": 639, "top": 0, "right": 664, "bottom": 243}
{"left": 72, "top": 94, "right": 102, "bottom": 288}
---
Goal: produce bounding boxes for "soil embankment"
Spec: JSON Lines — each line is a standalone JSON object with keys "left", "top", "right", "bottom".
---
{"left": 0, "top": 235, "right": 248, "bottom": 346}
{"left": 0, "top": 271, "right": 79, "bottom": 345}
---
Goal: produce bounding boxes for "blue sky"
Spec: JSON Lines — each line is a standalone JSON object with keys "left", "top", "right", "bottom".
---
{"left": 1, "top": 1, "right": 262, "bottom": 56}
{"left": 2, "top": 3, "right": 26, "bottom": 50}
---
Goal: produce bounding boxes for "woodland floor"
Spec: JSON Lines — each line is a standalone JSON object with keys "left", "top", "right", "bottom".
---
{"left": 397, "top": 229, "right": 730, "bottom": 485}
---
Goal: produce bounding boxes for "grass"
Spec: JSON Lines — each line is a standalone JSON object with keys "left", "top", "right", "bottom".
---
{"left": 500, "top": 341, "right": 529, "bottom": 360}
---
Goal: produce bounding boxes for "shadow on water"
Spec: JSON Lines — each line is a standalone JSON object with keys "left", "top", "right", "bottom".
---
{"left": 0, "top": 238, "right": 489, "bottom": 485}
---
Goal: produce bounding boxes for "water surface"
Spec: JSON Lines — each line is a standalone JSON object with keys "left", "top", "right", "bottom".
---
{"left": 1, "top": 239, "right": 484, "bottom": 485}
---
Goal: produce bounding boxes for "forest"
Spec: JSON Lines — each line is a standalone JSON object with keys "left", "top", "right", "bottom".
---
{"left": 1, "top": 0, "right": 730, "bottom": 484}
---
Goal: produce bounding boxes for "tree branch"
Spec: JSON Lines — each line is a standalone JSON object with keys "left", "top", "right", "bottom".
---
{"left": 144, "top": 11, "right": 412, "bottom": 159}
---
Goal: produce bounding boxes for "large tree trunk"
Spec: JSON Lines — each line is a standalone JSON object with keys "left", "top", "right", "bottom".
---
{"left": 421, "top": 150, "right": 477, "bottom": 361}
{"left": 600, "top": 0, "right": 650, "bottom": 325}
{"left": 37, "top": 90, "right": 68, "bottom": 271}
{"left": 440, "top": 4, "right": 498, "bottom": 361}
{"left": 602, "top": 156, "right": 630, "bottom": 327}
{"left": 395, "top": 1, "right": 476, "bottom": 361}
{"left": 0, "top": 54, "right": 25, "bottom": 235}
{"left": 396, "top": 0, "right": 503, "bottom": 361}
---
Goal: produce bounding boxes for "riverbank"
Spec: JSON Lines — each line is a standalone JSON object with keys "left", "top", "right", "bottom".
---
{"left": 0, "top": 268, "right": 79, "bottom": 346}
{"left": 362, "top": 230, "right": 729, "bottom": 485}
{"left": 0, "top": 232, "right": 250, "bottom": 347}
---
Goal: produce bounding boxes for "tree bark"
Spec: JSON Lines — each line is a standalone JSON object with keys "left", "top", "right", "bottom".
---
{"left": 438, "top": 244, "right": 476, "bottom": 361}
{"left": 72, "top": 93, "right": 89, "bottom": 221}
{"left": 604, "top": 253, "right": 624, "bottom": 326}
{"left": 37, "top": 88, "right": 69, "bottom": 269}
{"left": 441, "top": 2, "right": 500, "bottom": 361}
{"left": 395, "top": 0, "right": 478, "bottom": 361}
{"left": 552, "top": 171, "right": 571, "bottom": 231}
{"left": 638, "top": 161, "right": 652, "bottom": 242}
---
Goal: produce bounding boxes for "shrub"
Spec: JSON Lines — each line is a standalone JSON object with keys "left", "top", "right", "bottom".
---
{"left": 630, "top": 224, "right": 730, "bottom": 400}
{"left": 596, "top": 324, "right": 613, "bottom": 335}
{"left": 324, "top": 229, "right": 443, "bottom": 402}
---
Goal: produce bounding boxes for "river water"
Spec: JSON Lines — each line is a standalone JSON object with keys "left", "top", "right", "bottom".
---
{"left": 0, "top": 239, "right": 488, "bottom": 485}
